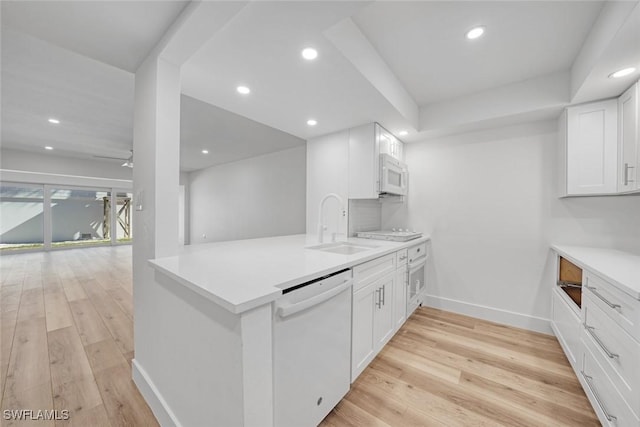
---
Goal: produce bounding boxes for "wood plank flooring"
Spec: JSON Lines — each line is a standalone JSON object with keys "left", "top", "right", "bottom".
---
{"left": 0, "top": 246, "right": 157, "bottom": 427}
{"left": 1, "top": 246, "right": 599, "bottom": 427}
{"left": 321, "top": 307, "right": 600, "bottom": 427}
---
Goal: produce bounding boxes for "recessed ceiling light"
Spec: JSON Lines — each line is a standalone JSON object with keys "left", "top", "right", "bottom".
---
{"left": 399, "top": 130, "right": 408, "bottom": 136}
{"left": 466, "top": 26, "right": 485, "bottom": 40}
{"left": 44, "top": 146, "right": 53, "bottom": 150}
{"left": 48, "top": 118, "right": 60, "bottom": 124}
{"left": 236, "top": 86, "right": 251, "bottom": 95}
{"left": 609, "top": 67, "right": 636, "bottom": 79}
{"left": 302, "top": 48, "right": 318, "bottom": 60}
{"left": 307, "top": 119, "right": 317, "bottom": 126}
{"left": 201, "top": 149, "right": 209, "bottom": 154}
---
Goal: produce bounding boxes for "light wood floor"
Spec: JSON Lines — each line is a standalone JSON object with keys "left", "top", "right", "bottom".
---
{"left": 1, "top": 246, "right": 158, "bottom": 427}
{"left": 1, "top": 246, "right": 599, "bottom": 427}
{"left": 321, "top": 307, "right": 600, "bottom": 427}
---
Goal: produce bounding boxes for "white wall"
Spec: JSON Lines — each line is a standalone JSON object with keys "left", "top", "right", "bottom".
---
{"left": 306, "top": 130, "right": 349, "bottom": 240}
{"left": 189, "top": 146, "right": 306, "bottom": 244}
{"left": 387, "top": 120, "right": 640, "bottom": 333}
{"left": 1, "top": 148, "right": 133, "bottom": 180}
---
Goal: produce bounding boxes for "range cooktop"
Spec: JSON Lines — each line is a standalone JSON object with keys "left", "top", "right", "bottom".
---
{"left": 356, "top": 229, "right": 422, "bottom": 242}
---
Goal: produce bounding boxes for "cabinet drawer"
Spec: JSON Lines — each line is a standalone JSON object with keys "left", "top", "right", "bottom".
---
{"left": 551, "top": 288, "right": 582, "bottom": 369}
{"left": 584, "top": 271, "right": 640, "bottom": 342}
{"left": 396, "top": 249, "right": 408, "bottom": 266}
{"left": 408, "top": 243, "right": 427, "bottom": 264}
{"left": 353, "top": 254, "right": 396, "bottom": 292}
{"left": 581, "top": 340, "right": 639, "bottom": 426}
{"left": 584, "top": 293, "right": 640, "bottom": 416}
{"left": 559, "top": 257, "right": 583, "bottom": 285}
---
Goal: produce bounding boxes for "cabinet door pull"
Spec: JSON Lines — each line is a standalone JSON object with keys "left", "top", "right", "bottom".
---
{"left": 624, "top": 163, "right": 635, "bottom": 186}
{"left": 584, "top": 324, "right": 619, "bottom": 359}
{"left": 581, "top": 371, "right": 617, "bottom": 422}
{"left": 381, "top": 285, "right": 386, "bottom": 306}
{"left": 375, "top": 288, "right": 381, "bottom": 309}
{"left": 586, "top": 286, "right": 621, "bottom": 310}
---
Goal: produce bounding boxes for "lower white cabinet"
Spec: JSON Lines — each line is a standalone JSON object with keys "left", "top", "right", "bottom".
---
{"left": 351, "top": 270, "right": 395, "bottom": 382}
{"left": 392, "top": 267, "right": 407, "bottom": 333}
{"left": 581, "top": 339, "right": 639, "bottom": 427}
{"left": 552, "top": 250, "right": 640, "bottom": 426}
{"left": 551, "top": 287, "right": 581, "bottom": 369}
{"left": 351, "top": 248, "right": 416, "bottom": 382}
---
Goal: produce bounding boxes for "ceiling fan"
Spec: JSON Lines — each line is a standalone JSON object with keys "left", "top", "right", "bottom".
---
{"left": 93, "top": 150, "right": 133, "bottom": 168}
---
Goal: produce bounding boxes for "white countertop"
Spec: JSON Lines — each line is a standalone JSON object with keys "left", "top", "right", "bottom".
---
{"left": 150, "top": 234, "right": 429, "bottom": 314}
{"left": 552, "top": 245, "right": 640, "bottom": 300}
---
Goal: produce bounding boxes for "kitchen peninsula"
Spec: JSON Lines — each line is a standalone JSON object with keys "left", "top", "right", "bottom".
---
{"left": 134, "top": 234, "right": 430, "bottom": 427}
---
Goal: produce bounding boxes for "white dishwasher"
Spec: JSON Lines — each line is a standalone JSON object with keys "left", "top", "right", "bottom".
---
{"left": 273, "top": 269, "right": 352, "bottom": 427}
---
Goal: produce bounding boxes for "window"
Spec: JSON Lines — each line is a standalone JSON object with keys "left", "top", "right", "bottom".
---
{"left": 50, "top": 187, "right": 111, "bottom": 248}
{"left": 0, "top": 182, "right": 133, "bottom": 252}
{"left": 0, "top": 183, "right": 45, "bottom": 251}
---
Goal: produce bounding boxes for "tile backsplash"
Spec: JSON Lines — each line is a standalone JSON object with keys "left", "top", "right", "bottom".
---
{"left": 348, "top": 199, "right": 382, "bottom": 236}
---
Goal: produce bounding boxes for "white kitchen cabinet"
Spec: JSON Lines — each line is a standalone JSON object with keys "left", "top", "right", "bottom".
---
{"left": 351, "top": 253, "right": 399, "bottom": 382}
{"left": 351, "top": 280, "right": 376, "bottom": 380}
{"left": 349, "top": 123, "right": 404, "bottom": 199}
{"left": 373, "top": 273, "right": 395, "bottom": 349}
{"left": 379, "top": 125, "right": 403, "bottom": 161}
{"left": 551, "top": 287, "right": 582, "bottom": 369}
{"left": 563, "top": 99, "right": 618, "bottom": 195}
{"left": 618, "top": 81, "right": 639, "bottom": 193}
{"left": 393, "top": 249, "right": 408, "bottom": 333}
{"left": 551, "top": 247, "right": 640, "bottom": 426}
{"left": 351, "top": 271, "right": 395, "bottom": 382}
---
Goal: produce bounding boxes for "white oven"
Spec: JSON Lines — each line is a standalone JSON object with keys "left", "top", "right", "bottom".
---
{"left": 379, "top": 153, "right": 408, "bottom": 196}
{"left": 407, "top": 243, "right": 427, "bottom": 316}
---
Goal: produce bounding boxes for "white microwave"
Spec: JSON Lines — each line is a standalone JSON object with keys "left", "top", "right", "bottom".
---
{"left": 379, "top": 153, "right": 408, "bottom": 196}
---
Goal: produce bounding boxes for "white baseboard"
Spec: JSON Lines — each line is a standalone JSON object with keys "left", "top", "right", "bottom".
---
{"left": 424, "top": 295, "right": 552, "bottom": 335}
{"left": 132, "top": 359, "right": 181, "bottom": 427}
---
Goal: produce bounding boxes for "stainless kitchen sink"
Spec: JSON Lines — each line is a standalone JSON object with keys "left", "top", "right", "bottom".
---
{"left": 307, "top": 241, "right": 379, "bottom": 255}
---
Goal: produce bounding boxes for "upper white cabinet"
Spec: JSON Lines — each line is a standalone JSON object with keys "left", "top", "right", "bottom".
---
{"left": 379, "top": 126, "right": 403, "bottom": 161}
{"left": 563, "top": 99, "right": 618, "bottom": 196}
{"left": 349, "top": 123, "right": 404, "bottom": 199}
{"left": 618, "top": 82, "right": 639, "bottom": 192}
{"left": 559, "top": 80, "right": 640, "bottom": 197}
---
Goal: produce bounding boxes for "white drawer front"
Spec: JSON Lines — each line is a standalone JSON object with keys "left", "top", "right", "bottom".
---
{"left": 353, "top": 254, "right": 396, "bottom": 292}
{"left": 408, "top": 243, "right": 427, "bottom": 264}
{"left": 584, "top": 271, "right": 640, "bottom": 342}
{"left": 581, "top": 340, "right": 640, "bottom": 427}
{"left": 584, "top": 293, "right": 640, "bottom": 416}
{"left": 551, "top": 288, "right": 582, "bottom": 369}
{"left": 396, "top": 249, "right": 408, "bottom": 266}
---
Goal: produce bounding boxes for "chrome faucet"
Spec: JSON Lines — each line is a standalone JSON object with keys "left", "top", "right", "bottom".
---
{"left": 317, "top": 193, "right": 345, "bottom": 243}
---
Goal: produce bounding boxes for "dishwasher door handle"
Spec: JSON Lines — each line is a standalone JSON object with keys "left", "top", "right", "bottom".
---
{"left": 277, "top": 279, "right": 353, "bottom": 318}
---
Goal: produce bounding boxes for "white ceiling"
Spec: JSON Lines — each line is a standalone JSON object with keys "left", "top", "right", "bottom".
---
{"left": 2, "top": 0, "right": 189, "bottom": 72}
{"left": 1, "top": 29, "right": 135, "bottom": 160}
{"left": 353, "top": 1, "right": 603, "bottom": 105}
{"left": 2, "top": 0, "right": 640, "bottom": 172}
{"left": 181, "top": 1, "right": 410, "bottom": 141}
{"left": 180, "top": 95, "right": 304, "bottom": 172}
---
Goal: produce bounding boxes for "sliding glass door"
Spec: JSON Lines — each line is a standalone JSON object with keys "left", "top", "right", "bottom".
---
{"left": 0, "top": 183, "right": 45, "bottom": 251}
{"left": 50, "top": 187, "right": 111, "bottom": 248}
{"left": 0, "top": 183, "right": 132, "bottom": 253}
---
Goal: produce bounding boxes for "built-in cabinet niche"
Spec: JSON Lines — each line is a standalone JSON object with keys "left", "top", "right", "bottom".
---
{"left": 559, "top": 80, "right": 639, "bottom": 197}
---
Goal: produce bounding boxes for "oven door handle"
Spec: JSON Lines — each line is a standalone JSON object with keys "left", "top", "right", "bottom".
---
{"left": 276, "top": 279, "right": 353, "bottom": 318}
{"left": 408, "top": 258, "right": 426, "bottom": 271}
